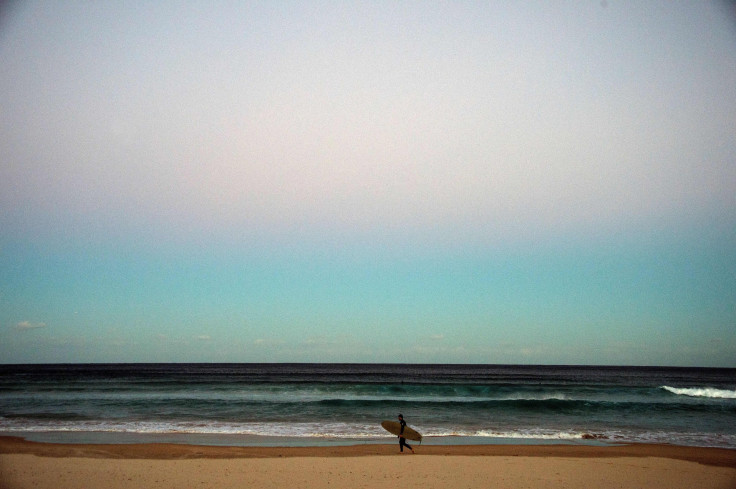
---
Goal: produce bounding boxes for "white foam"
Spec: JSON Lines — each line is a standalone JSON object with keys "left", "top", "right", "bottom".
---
{"left": 421, "top": 428, "right": 584, "bottom": 440}
{"left": 662, "top": 386, "right": 736, "bottom": 399}
{"left": 3, "top": 419, "right": 735, "bottom": 448}
{"left": 0, "top": 419, "right": 387, "bottom": 438}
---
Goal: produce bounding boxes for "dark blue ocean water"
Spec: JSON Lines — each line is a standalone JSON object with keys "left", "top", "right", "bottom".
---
{"left": 1, "top": 364, "right": 734, "bottom": 447}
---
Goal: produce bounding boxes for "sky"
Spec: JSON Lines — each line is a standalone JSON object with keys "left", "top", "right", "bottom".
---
{"left": 1, "top": 1, "right": 735, "bottom": 366}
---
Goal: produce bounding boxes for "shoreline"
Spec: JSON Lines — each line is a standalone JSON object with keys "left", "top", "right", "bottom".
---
{"left": 1, "top": 435, "right": 735, "bottom": 467}
{"left": 0, "top": 430, "right": 619, "bottom": 448}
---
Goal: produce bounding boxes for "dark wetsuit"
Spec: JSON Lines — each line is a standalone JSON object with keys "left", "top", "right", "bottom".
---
{"left": 399, "top": 418, "right": 412, "bottom": 452}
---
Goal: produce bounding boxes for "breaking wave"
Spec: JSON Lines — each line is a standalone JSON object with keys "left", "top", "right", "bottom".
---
{"left": 661, "top": 386, "right": 736, "bottom": 399}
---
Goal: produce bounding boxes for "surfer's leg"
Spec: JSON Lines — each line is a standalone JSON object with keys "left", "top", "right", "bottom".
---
{"left": 400, "top": 437, "right": 413, "bottom": 453}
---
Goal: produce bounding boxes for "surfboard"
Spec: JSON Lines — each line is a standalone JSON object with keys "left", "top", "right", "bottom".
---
{"left": 381, "top": 420, "right": 422, "bottom": 442}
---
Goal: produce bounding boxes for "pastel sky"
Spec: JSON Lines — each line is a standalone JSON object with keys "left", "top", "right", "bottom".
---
{"left": 1, "top": 1, "right": 735, "bottom": 366}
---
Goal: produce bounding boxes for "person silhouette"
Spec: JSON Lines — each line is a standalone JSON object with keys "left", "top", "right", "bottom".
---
{"left": 397, "top": 414, "right": 414, "bottom": 453}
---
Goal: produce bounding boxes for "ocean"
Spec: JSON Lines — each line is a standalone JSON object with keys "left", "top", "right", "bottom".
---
{"left": 1, "top": 364, "right": 734, "bottom": 448}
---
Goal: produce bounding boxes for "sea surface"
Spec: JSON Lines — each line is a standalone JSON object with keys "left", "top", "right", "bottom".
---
{"left": 1, "top": 364, "right": 735, "bottom": 448}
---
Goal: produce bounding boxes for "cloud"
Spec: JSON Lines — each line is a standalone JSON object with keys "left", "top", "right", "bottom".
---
{"left": 253, "top": 338, "right": 285, "bottom": 347}
{"left": 303, "top": 337, "right": 329, "bottom": 346}
{"left": 15, "top": 321, "right": 46, "bottom": 330}
{"left": 429, "top": 334, "right": 445, "bottom": 341}
{"left": 196, "top": 335, "right": 212, "bottom": 341}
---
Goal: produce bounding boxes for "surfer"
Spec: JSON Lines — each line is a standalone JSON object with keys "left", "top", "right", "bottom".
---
{"left": 397, "top": 414, "right": 414, "bottom": 453}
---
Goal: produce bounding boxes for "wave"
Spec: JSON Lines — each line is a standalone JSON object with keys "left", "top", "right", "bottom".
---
{"left": 661, "top": 386, "right": 736, "bottom": 399}
{"left": 3, "top": 419, "right": 735, "bottom": 449}
{"left": 0, "top": 419, "right": 626, "bottom": 442}
{"left": 0, "top": 390, "right": 576, "bottom": 404}
{"left": 312, "top": 398, "right": 735, "bottom": 415}
{"left": 4, "top": 397, "right": 731, "bottom": 426}
{"left": 0, "top": 419, "right": 382, "bottom": 438}
{"left": 435, "top": 429, "right": 587, "bottom": 440}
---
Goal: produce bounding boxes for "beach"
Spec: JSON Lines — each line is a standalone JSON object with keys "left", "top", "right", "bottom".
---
{"left": 1, "top": 437, "right": 735, "bottom": 489}
{"left": 3, "top": 364, "right": 735, "bottom": 487}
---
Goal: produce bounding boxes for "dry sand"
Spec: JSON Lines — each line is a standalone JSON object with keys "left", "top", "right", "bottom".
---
{"left": 1, "top": 436, "right": 735, "bottom": 489}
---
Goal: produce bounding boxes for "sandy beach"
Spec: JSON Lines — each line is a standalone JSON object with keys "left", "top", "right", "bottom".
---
{"left": 1, "top": 437, "right": 735, "bottom": 489}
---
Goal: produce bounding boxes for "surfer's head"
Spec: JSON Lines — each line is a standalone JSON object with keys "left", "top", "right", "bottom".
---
{"left": 398, "top": 413, "right": 403, "bottom": 419}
